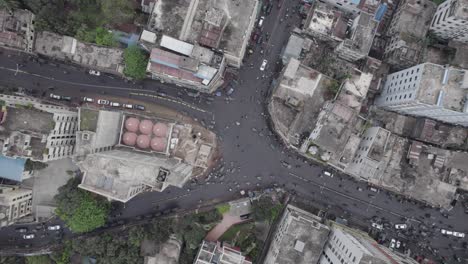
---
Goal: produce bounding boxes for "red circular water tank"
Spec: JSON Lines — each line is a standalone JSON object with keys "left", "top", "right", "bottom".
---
{"left": 136, "top": 134, "right": 150, "bottom": 149}
{"left": 150, "top": 137, "right": 167, "bottom": 152}
{"left": 153, "top": 123, "right": 168, "bottom": 137}
{"left": 139, "top": 120, "right": 153, "bottom": 135}
{"left": 122, "top": 132, "right": 137, "bottom": 146}
{"left": 125, "top": 117, "right": 140, "bottom": 132}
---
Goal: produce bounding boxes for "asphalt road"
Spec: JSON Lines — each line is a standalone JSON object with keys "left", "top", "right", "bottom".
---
{"left": 0, "top": 0, "right": 467, "bottom": 262}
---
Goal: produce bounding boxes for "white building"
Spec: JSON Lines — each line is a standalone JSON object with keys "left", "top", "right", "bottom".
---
{"left": 320, "top": 224, "right": 419, "bottom": 264}
{"left": 375, "top": 63, "right": 468, "bottom": 126}
{"left": 430, "top": 0, "right": 468, "bottom": 42}
{"left": 194, "top": 240, "right": 252, "bottom": 264}
{"left": 0, "top": 185, "right": 33, "bottom": 227}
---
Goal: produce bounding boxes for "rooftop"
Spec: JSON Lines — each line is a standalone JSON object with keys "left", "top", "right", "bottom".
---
{"left": 194, "top": 241, "right": 252, "bottom": 264}
{"left": 78, "top": 149, "right": 193, "bottom": 202}
{"left": 34, "top": 31, "right": 124, "bottom": 73}
{"left": 0, "top": 9, "right": 34, "bottom": 51}
{"left": 412, "top": 118, "right": 468, "bottom": 148}
{"left": 450, "top": 0, "right": 468, "bottom": 20}
{"left": 282, "top": 34, "right": 305, "bottom": 64}
{"left": 416, "top": 64, "right": 467, "bottom": 112}
{"left": 269, "top": 205, "right": 330, "bottom": 264}
{"left": 368, "top": 128, "right": 390, "bottom": 161}
{"left": 388, "top": 0, "right": 435, "bottom": 38}
{"left": 340, "top": 12, "right": 379, "bottom": 56}
{"left": 306, "top": 2, "right": 347, "bottom": 40}
{"left": 148, "top": 0, "right": 257, "bottom": 61}
{"left": 0, "top": 155, "right": 25, "bottom": 182}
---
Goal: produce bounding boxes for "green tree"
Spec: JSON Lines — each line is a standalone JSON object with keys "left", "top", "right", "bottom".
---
{"left": 0, "top": 0, "right": 20, "bottom": 12}
{"left": 128, "top": 226, "right": 147, "bottom": 247}
{"left": 50, "top": 241, "right": 71, "bottom": 264}
{"left": 94, "top": 27, "right": 116, "bottom": 46}
{"left": 252, "top": 197, "right": 283, "bottom": 223}
{"left": 54, "top": 177, "right": 109, "bottom": 233}
{"left": 0, "top": 256, "right": 24, "bottom": 264}
{"left": 99, "top": 0, "right": 134, "bottom": 25}
{"left": 25, "top": 256, "right": 51, "bottom": 264}
{"left": 24, "top": 159, "right": 48, "bottom": 171}
{"left": 123, "top": 45, "right": 148, "bottom": 80}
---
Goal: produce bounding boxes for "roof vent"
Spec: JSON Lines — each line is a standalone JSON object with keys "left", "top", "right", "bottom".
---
{"left": 294, "top": 240, "right": 305, "bottom": 253}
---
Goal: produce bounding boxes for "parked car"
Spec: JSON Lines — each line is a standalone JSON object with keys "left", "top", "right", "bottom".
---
{"left": 323, "top": 170, "right": 333, "bottom": 177}
{"left": 395, "top": 224, "right": 407, "bottom": 229}
{"left": 265, "top": 3, "right": 273, "bottom": 15}
{"left": 372, "top": 223, "right": 383, "bottom": 230}
{"left": 257, "top": 16, "right": 265, "bottom": 28}
{"left": 82, "top": 97, "right": 94, "bottom": 103}
{"left": 226, "top": 87, "right": 235, "bottom": 96}
{"left": 23, "top": 234, "right": 35, "bottom": 240}
{"left": 187, "top": 91, "right": 200, "bottom": 98}
{"left": 49, "top": 93, "right": 61, "bottom": 100}
{"left": 123, "top": 104, "right": 133, "bottom": 109}
{"left": 453, "top": 232, "right": 465, "bottom": 238}
{"left": 61, "top": 96, "right": 72, "bottom": 101}
{"left": 389, "top": 239, "right": 396, "bottom": 248}
{"left": 251, "top": 32, "right": 260, "bottom": 42}
{"left": 97, "top": 99, "right": 110, "bottom": 105}
{"left": 15, "top": 227, "right": 28, "bottom": 233}
{"left": 256, "top": 35, "right": 264, "bottom": 45}
{"left": 47, "top": 225, "right": 61, "bottom": 231}
{"left": 110, "top": 102, "right": 121, "bottom": 107}
{"left": 260, "top": 59, "right": 268, "bottom": 71}
{"left": 441, "top": 229, "right": 453, "bottom": 235}
{"left": 281, "top": 161, "right": 291, "bottom": 169}
{"left": 88, "top": 70, "right": 101, "bottom": 76}
{"left": 396, "top": 240, "right": 401, "bottom": 249}
{"left": 368, "top": 186, "right": 380, "bottom": 192}
{"left": 134, "top": 104, "right": 145, "bottom": 111}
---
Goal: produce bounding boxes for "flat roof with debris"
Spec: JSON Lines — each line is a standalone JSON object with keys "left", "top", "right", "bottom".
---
{"left": 340, "top": 12, "right": 379, "bottom": 56}
{"left": 0, "top": 9, "right": 34, "bottom": 50}
{"left": 267, "top": 205, "right": 330, "bottom": 264}
{"left": 416, "top": 64, "right": 467, "bottom": 112}
{"left": 306, "top": 2, "right": 347, "bottom": 40}
{"left": 388, "top": 0, "right": 435, "bottom": 39}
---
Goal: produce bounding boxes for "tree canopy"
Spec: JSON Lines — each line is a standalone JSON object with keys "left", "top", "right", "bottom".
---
{"left": 54, "top": 177, "right": 109, "bottom": 233}
{"left": 123, "top": 45, "right": 148, "bottom": 80}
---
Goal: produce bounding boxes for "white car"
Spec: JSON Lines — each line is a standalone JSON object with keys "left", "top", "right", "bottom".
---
{"left": 396, "top": 240, "right": 401, "bottom": 249}
{"left": 47, "top": 225, "right": 61, "bottom": 231}
{"left": 453, "top": 232, "right": 465, "bottom": 238}
{"left": 323, "top": 171, "right": 333, "bottom": 177}
{"left": 82, "top": 97, "right": 94, "bottom": 103}
{"left": 110, "top": 102, "right": 121, "bottom": 107}
{"left": 372, "top": 223, "right": 383, "bottom": 230}
{"left": 89, "top": 70, "right": 101, "bottom": 76}
{"left": 257, "top": 16, "right": 265, "bottom": 28}
{"left": 389, "top": 239, "right": 396, "bottom": 248}
{"left": 123, "top": 104, "right": 133, "bottom": 109}
{"left": 260, "top": 59, "right": 268, "bottom": 71}
{"left": 23, "top": 234, "right": 35, "bottom": 240}
{"left": 49, "top": 93, "right": 61, "bottom": 100}
{"left": 441, "top": 229, "right": 453, "bottom": 236}
{"left": 395, "top": 224, "right": 407, "bottom": 229}
{"left": 97, "top": 99, "right": 110, "bottom": 105}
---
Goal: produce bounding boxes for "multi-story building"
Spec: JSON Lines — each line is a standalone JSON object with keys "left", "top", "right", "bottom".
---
{"left": 0, "top": 185, "right": 33, "bottom": 227}
{"left": 74, "top": 108, "right": 216, "bottom": 202}
{"left": 335, "top": 12, "right": 379, "bottom": 62}
{"left": 320, "top": 224, "right": 419, "bottom": 264}
{"left": 430, "top": 0, "right": 468, "bottom": 42}
{"left": 194, "top": 240, "right": 252, "bottom": 264}
{"left": 263, "top": 204, "right": 330, "bottom": 264}
{"left": 375, "top": 63, "right": 468, "bottom": 126}
{"left": 146, "top": 36, "right": 226, "bottom": 93}
{"left": 0, "top": 94, "right": 78, "bottom": 162}
{"left": 0, "top": 9, "right": 35, "bottom": 52}
{"left": 383, "top": 0, "right": 436, "bottom": 69}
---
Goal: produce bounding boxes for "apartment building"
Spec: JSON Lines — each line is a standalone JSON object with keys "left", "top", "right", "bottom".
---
{"left": 375, "top": 63, "right": 468, "bottom": 126}
{"left": 430, "top": 0, "right": 468, "bottom": 42}
{"left": 0, "top": 95, "right": 78, "bottom": 162}
{"left": 0, "top": 185, "right": 33, "bottom": 227}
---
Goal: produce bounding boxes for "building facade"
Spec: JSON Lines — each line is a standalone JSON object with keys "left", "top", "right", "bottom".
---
{"left": 0, "top": 185, "right": 33, "bottom": 227}
{"left": 430, "top": 0, "right": 468, "bottom": 42}
{"left": 375, "top": 63, "right": 468, "bottom": 126}
{"left": 320, "top": 224, "right": 419, "bottom": 264}
{"left": 383, "top": 0, "right": 436, "bottom": 69}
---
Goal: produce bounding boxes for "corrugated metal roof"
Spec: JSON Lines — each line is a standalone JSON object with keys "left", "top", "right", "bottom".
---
{"left": 160, "top": 35, "right": 194, "bottom": 56}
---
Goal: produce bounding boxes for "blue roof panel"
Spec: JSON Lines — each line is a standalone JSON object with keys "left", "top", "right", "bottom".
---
{"left": 0, "top": 155, "right": 25, "bottom": 182}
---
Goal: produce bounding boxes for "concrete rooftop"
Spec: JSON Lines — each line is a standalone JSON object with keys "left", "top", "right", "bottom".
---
{"left": 389, "top": 0, "right": 435, "bottom": 38}
{"left": 417, "top": 64, "right": 467, "bottom": 112}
